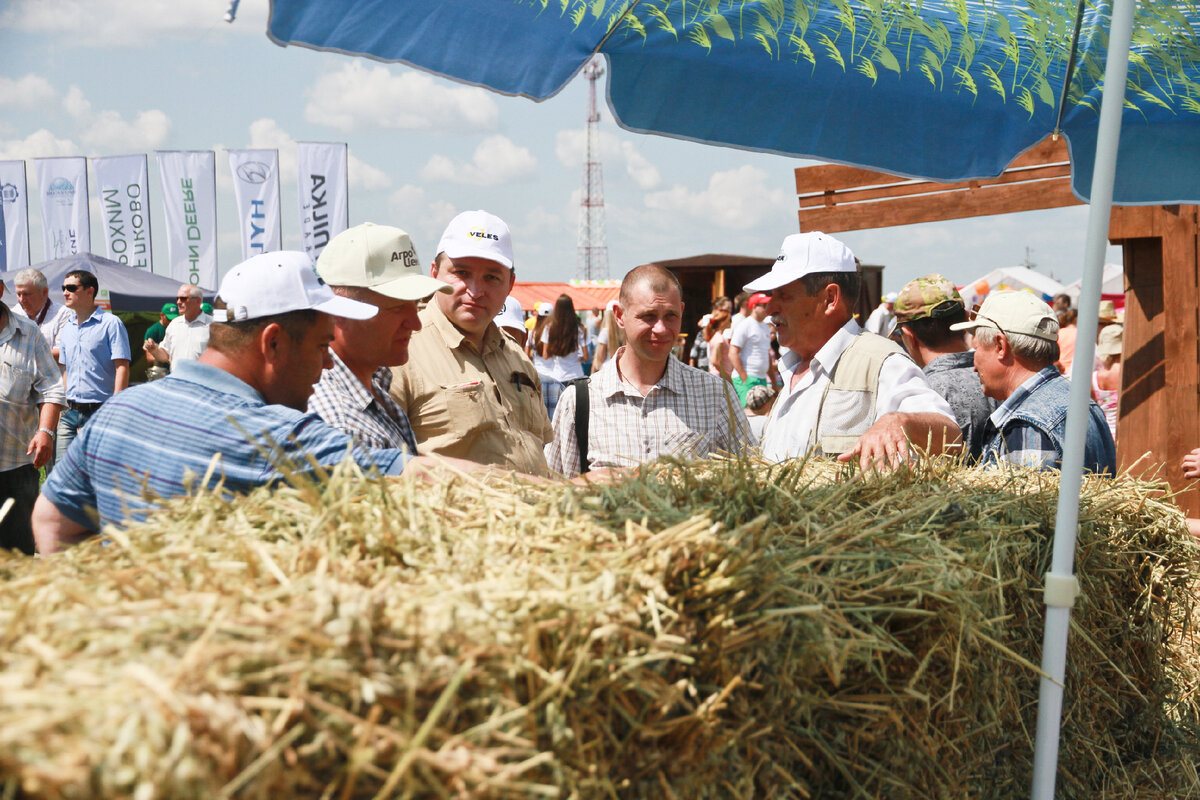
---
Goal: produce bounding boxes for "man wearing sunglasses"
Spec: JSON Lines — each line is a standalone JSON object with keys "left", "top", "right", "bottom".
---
{"left": 55, "top": 270, "right": 130, "bottom": 463}
{"left": 142, "top": 284, "right": 211, "bottom": 371}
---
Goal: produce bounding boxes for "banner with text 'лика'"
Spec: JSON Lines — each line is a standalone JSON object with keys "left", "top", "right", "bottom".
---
{"left": 295, "top": 142, "right": 348, "bottom": 264}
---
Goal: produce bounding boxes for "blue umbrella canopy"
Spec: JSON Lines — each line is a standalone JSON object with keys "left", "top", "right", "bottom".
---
{"left": 267, "top": 0, "right": 1200, "bottom": 204}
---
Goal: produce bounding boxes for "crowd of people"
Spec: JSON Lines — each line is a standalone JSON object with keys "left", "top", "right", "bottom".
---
{"left": 0, "top": 217, "right": 1148, "bottom": 556}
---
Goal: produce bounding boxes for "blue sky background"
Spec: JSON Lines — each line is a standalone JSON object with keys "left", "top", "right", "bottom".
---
{"left": 0, "top": 0, "right": 1119, "bottom": 292}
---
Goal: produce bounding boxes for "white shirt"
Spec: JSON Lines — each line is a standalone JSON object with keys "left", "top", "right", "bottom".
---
{"left": 864, "top": 303, "right": 895, "bottom": 336}
{"left": 537, "top": 327, "right": 586, "bottom": 382}
{"left": 761, "top": 320, "right": 955, "bottom": 461}
{"left": 730, "top": 316, "right": 772, "bottom": 379}
{"left": 160, "top": 312, "right": 212, "bottom": 370}
{"left": 12, "top": 298, "right": 69, "bottom": 351}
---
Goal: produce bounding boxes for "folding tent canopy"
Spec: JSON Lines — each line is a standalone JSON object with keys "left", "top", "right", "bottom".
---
{"left": 0, "top": 253, "right": 214, "bottom": 313}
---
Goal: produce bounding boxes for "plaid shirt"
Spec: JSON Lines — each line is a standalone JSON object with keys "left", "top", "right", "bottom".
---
{"left": 979, "top": 366, "right": 1063, "bottom": 470}
{"left": 0, "top": 310, "right": 67, "bottom": 471}
{"left": 545, "top": 347, "right": 752, "bottom": 477}
{"left": 309, "top": 350, "right": 417, "bottom": 454}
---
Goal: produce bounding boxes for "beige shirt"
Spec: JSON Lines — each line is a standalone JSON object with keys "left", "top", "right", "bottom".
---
{"left": 390, "top": 302, "right": 553, "bottom": 474}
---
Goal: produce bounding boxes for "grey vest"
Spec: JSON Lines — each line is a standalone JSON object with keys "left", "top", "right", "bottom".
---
{"left": 811, "top": 333, "right": 905, "bottom": 456}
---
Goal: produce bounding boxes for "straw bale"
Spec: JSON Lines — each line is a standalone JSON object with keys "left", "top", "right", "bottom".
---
{"left": 1, "top": 456, "right": 1198, "bottom": 799}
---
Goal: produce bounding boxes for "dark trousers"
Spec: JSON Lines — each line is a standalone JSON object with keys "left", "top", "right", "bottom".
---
{"left": 0, "top": 464, "right": 40, "bottom": 555}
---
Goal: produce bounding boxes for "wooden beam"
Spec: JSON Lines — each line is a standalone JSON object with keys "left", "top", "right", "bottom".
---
{"left": 798, "top": 178, "right": 1082, "bottom": 232}
{"left": 798, "top": 164, "right": 1074, "bottom": 209}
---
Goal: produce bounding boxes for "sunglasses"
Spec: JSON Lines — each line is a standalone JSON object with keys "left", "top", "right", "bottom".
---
{"left": 62, "top": 284, "right": 83, "bottom": 293}
{"left": 176, "top": 296, "right": 193, "bottom": 302}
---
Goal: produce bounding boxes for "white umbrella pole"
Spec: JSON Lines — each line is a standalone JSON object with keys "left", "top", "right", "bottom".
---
{"left": 1030, "top": 0, "right": 1135, "bottom": 796}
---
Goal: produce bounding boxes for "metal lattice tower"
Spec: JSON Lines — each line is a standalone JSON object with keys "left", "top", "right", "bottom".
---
{"left": 577, "top": 58, "right": 609, "bottom": 281}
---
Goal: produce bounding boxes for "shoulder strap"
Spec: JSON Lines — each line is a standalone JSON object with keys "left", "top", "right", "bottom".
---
{"left": 574, "top": 377, "right": 591, "bottom": 474}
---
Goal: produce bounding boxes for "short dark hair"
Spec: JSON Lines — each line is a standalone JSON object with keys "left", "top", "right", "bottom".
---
{"left": 901, "top": 306, "right": 968, "bottom": 348}
{"left": 208, "top": 309, "right": 319, "bottom": 353}
{"left": 64, "top": 270, "right": 98, "bottom": 294}
{"left": 620, "top": 264, "right": 682, "bottom": 306}
{"left": 733, "top": 291, "right": 751, "bottom": 312}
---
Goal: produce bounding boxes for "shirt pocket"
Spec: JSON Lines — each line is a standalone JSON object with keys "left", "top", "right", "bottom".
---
{"left": 429, "top": 381, "right": 491, "bottom": 440}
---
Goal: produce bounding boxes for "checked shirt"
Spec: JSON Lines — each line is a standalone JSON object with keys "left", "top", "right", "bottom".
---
{"left": 309, "top": 350, "right": 417, "bottom": 454}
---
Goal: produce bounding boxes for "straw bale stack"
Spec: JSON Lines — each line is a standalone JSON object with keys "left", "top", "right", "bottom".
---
{"left": 1, "top": 457, "right": 1198, "bottom": 799}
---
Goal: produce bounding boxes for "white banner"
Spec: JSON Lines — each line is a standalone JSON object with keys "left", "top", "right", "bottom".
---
{"left": 93, "top": 154, "right": 153, "bottom": 270}
{"left": 228, "top": 149, "right": 282, "bottom": 260}
{"left": 34, "top": 157, "right": 90, "bottom": 261}
{"left": 0, "top": 161, "right": 30, "bottom": 270}
{"left": 156, "top": 150, "right": 217, "bottom": 288}
{"left": 296, "top": 142, "right": 348, "bottom": 262}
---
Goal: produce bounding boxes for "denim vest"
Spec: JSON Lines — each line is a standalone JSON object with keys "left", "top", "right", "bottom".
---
{"left": 981, "top": 368, "right": 1117, "bottom": 474}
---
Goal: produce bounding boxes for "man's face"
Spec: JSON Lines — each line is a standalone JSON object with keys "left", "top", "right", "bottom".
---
{"left": 616, "top": 282, "right": 683, "bottom": 365}
{"left": 431, "top": 255, "right": 514, "bottom": 337}
{"left": 61, "top": 279, "right": 94, "bottom": 311}
{"left": 176, "top": 287, "right": 203, "bottom": 321}
{"left": 972, "top": 331, "right": 1007, "bottom": 401}
{"left": 335, "top": 289, "right": 422, "bottom": 368}
{"left": 751, "top": 303, "right": 770, "bottom": 321}
{"left": 14, "top": 283, "right": 47, "bottom": 317}
{"left": 273, "top": 313, "right": 336, "bottom": 411}
{"left": 766, "top": 280, "right": 828, "bottom": 356}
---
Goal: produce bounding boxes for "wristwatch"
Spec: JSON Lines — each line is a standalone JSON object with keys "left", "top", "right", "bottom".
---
{"left": 38, "top": 427, "right": 55, "bottom": 438}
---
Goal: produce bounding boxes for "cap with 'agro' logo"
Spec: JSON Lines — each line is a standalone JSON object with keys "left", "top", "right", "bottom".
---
{"left": 436, "top": 210, "right": 514, "bottom": 270}
{"left": 317, "top": 222, "right": 451, "bottom": 302}
{"left": 893, "top": 274, "right": 965, "bottom": 324}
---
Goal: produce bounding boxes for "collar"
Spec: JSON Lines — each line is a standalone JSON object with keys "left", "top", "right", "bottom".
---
{"left": 989, "top": 365, "right": 1060, "bottom": 428}
{"left": 779, "top": 318, "right": 862, "bottom": 379}
{"left": 603, "top": 347, "right": 684, "bottom": 398}
{"left": 326, "top": 349, "right": 375, "bottom": 411}
{"left": 171, "top": 359, "right": 266, "bottom": 405}
{"left": 69, "top": 305, "right": 104, "bottom": 326}
{"left": 421, "top": 300, "right": 504, "bottom": 355}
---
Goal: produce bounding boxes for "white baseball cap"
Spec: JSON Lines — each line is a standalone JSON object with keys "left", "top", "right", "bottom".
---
{"left": 494, "top": 295, "right": 525, "bottom": 330}
{"left": 316, "top": 223, "right": 451, "bottom": 301}
{"left": 213, "top": 251, "right": 378, "bottom": 323}
{"left": 744, "top": 232, "right": 858, "bottom": 292}
{"left": 536, "top": 301, "right": 553, "bottom": 317}
{"left": 949, "top": 290, "right": 1059, "bottom": 342}
{"left": 436, "top": 210, "right": 514, "bottom": 270}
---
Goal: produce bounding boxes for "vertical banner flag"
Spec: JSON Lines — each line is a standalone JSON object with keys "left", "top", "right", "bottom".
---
{"left": 34, "top": 157, "right": 90, "bottom": 261}
{"left": 156, "top": 150, "right": 217, "bottom": 288}
{"left": 0, "top": 161, "right": 30, "bottom": 270}
{"left": 296, "top": 142, "right": 348, "bottom": 262}
{"left": 93, "top": 154, "right": 153, "bottom": 270}
{"left": 228, "top": 149, "right": 282, "bottom": 259}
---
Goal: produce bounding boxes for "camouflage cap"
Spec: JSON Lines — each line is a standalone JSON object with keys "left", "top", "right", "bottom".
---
{"left": 893, "top": 274, "right": 964, "bottom": 324}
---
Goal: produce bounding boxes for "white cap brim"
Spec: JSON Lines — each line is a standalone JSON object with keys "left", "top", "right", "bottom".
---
{"left": 440, "top": 242, "right": 513, "bottom": 270}
{"left": 313, "top": 294, "right": 379, "bottom": 320}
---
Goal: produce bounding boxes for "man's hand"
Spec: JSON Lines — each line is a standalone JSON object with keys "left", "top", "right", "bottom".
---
{"left": 27, "top": 430, "right": 53, "bottom": 468}
{"left": 838, "top": 413, "right": 912, "bottom": 472}
{"left": 1183, "top": 447, "right": 1200, "bottom": 479}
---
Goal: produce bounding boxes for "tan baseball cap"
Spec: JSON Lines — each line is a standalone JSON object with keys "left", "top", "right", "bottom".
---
{"left": 893, "top": 274, "right": 964, "bottom": 324}
{"left": 949, "top": 290, "right": 1059, "bottom": 342}
{"left": 317, "top": 223, "right": 451, "bottom": 302}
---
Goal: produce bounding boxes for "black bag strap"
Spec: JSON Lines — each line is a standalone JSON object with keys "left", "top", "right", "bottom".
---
{"left": 572, "top": 377, "right": 590, "bottom": 474}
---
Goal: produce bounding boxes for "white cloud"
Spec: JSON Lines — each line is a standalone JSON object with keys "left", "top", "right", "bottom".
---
{"left": 0, "top": 129, "right": 79, "bottom": 160}
{"left": 0, "top": 0, "right": 264, "bottom": 45}
{"left": 643, "top": 166, "right": 792, "bottom": 230}
{"left": 62, "top": 86, "right": 171, "bottom": 152}
{"left": 419, "top": 135, "right": 537, "bottom": 187}
{"left": 237, "top": 117, "right": 390, "bottom": 191}
{"left": 305, "top": 62, "right": 500, "bottom": 133}
{"left": 555, "top": 129, "right": 661, "bottom": 190}
{"left": 0, "top": 74, "right": 56, "bottom": 107}
{"left": 388, "top": 185, "right": 457, "bottom": 252}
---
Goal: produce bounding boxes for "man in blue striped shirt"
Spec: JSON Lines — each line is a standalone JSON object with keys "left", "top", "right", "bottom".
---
{"left": 32, "top": 252, "right": 467, "bottom": 552}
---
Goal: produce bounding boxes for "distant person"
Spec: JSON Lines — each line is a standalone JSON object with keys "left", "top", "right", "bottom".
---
{"left": 728, "top": 291, "right": 772, "bottom": 405}
{"left": 538, "top": 293, "right": 588, "bottom": 420}
{"left": 55, "top": 269, "right": 131, "bottom": 462}
{"left": 389, "top": 210, "right": 553, "bottom": 474}
{"left": 864, "top": 291, "right": 897, "bottom": 336}
{"left": 494, "top": 296, "right": 527, "bottom": 345}
{"left": 891, "top": 274, "right": 997, "bottom": 461}
{"left": 12, "top": 268, "right": 69, "bottom": 357}
{"left": 705, "top": 296, "right": 735, "bottom": 382}
{"left": 545, "top": 265, "right": 751, "bottom": 477}
{"left": 1055, "top": 307, "right": 1078, "bottom": 376}
{"left": 142, "top": 284, "right": 211, "bottom": 371}
{"left": 743, "top": 384, "right": 777, "bottom": 444}
{"left": 1092, "top": 324, "right": 1122, "bottom": 442}
{"left": 747, "top": 232, "right": 960, "bottom": 470}
{"left": 688, "top": 313, "right": 711, "bottom": 371}
{"left": 729, "top": 290, "right": 752, "bottom": 337}
{"left": 310, "top": 222, "right": 451, "bottom": 452}
{"left": 0, "top": 281, "right": 65, "bottom": 554}
{"left": 33, "top": 251, "right": 468, "bottom": 550}
{"left": 590, "top": 300, "right": 623, "bottom": 374}
{"left": 1052, "top": 293, "right": 1072, "bottom": 315}
{"left": 950, "top": 290, "right": 1116, "bottom": 473}
{"left": 143, "top": 304, "right": 178, "bottom": 354}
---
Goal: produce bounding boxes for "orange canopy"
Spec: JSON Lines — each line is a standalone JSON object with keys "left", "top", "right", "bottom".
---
{"left": 509, "top": 282, "right": 619, "bottom": 314}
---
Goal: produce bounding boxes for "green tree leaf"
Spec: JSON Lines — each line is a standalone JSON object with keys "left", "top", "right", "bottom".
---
{"left": 875, "top": 44, "right": 901, "bottom": 75}
{"left": 708, "top": 11, "right": 736, "bottom": 41}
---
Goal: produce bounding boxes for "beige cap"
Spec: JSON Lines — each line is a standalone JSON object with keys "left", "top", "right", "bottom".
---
{"left": 317, "top": 223, "right": 451, "bottom": 302}
{"left": 1096, "top": 324, "right": 1123, "bottom": 357}
{"left": 949, "top": 290, "right": 1059, "bottom": 342}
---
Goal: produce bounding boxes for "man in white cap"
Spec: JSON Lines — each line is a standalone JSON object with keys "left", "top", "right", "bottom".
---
{"left": 390, "top": 210, "right": 553, "bottom": 474}
{"left": 747, "top": 232, "right": 960, "bottom": 469}
{"left": 950, "top": 290, "right": 1115, "bottom": 473}
{"left": 864, "top": 291, "right": 898, "bottom": 336}
{"left": 494, "top": 295, "right": 527, "bottom": 344}
{"left": 309, "top": 223, "right": 451, "bottom": 453}
{"left": 32, "top": 252, "right": 452, "bottom": 550}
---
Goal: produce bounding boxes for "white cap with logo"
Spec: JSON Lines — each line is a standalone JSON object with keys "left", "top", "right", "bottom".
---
{"left": 436, "top": 210, "right": 514, "bottom": 270}
{"left": 744, "top": 232, "right": 858, "bottom": 292}
{"left": 494, "top": 295, "right": 525, "bottom": 330}
{"left": 949, "top": 290, "right": 1059, "bottom": 342}
{"left": 316, "top": 222, "right": 451, "bottom": 301}
{"left": 213, "top": 251, "right": 378, "bottom": 323}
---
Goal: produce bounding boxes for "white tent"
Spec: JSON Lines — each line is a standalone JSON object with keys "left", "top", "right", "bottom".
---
{"left": 1065, "top": 263, "right": 1124, "bottom": 303}
{"left": 961, "top": 265, "right": 1066, "bottom": 310}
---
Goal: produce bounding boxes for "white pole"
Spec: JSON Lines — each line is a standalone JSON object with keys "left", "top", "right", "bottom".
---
{"left": 1030, "top": 0, "right": 1135, "bottom": 796}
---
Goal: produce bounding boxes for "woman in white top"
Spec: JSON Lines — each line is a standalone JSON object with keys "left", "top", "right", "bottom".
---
{"left": 538, "top": 294, "right": 587, "bottom": 421}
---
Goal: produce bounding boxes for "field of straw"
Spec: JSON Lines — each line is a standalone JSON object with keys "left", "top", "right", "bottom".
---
{"left": 2, "top": 457, "right": 1198, "bottom": 799}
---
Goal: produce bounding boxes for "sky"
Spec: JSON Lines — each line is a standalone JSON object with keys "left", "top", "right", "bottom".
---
{"left": 0, "top": 0, "right": 1120, "bottom": 295}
